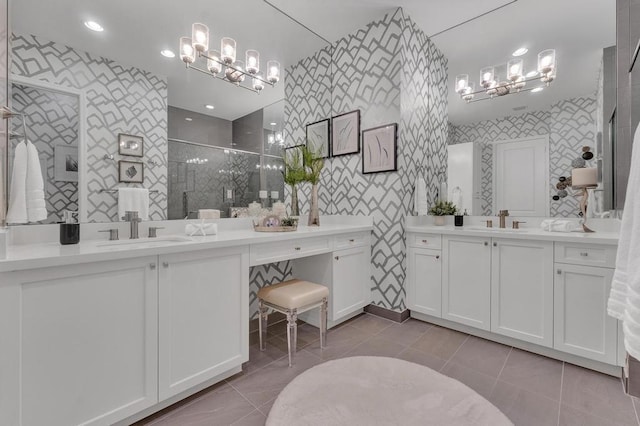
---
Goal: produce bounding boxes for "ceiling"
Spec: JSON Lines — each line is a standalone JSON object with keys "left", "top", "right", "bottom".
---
{"left": 12, "top": 0, "right": 616, "bottom": 126}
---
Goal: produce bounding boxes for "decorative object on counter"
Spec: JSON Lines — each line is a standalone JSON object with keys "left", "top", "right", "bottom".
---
{"left": 54, "top": 144, "right": 78, "bottom": 182}
{"left": 306, "top": 118, "right": 331, "bottom": 158}
{"left": 118, "top": 160, "right": 144, "bottom": 183}
{"left": 540, "top": 219, "right": 579, "bottom": 232}
{"left": 454, "top": 214, "right": 464, "bottom": 227}
{"left": 185, "top": 220, "right": 218, "bottom": 236}
{"left": 428, "top": 200, "right": 458, "bottom": 226}
{"left": 450, "top": 186, "right": 463, "bottom": 212}
{"left": 272, "top": 201, "right": 287, "bottom": 218}
{"left": 179, "top": 23, "right": 280, "bottom": 93}
{"left": 59, "top": 210, "right": 79, "bottom": 245}
{"left": 118, "top": 133, "right": 144, "bottom": 157}
{"left": 302, "top": 143, "right": 325, "bottom": 226}
{"left": 198, "top": 209, "right": 220, "bottom": 219}
{"left": 454, "top": 48, "right": 556, "bottom": 103}
{"left": 331, "top": 110, "right": 360, "bottom": 157}
{"left": 248, "top": 201, "right": 262, "bottom": 217}
{"left": 253, "top": 215, "right": 298, "bottom": 232}
{"left": 362, "top": 123, "right": 397, "bottom": 174}
{"left": 283, "top": 145, "right": 305, "bottom": 216}
{"left": 572, "top": 167, "right": 598, "bottom": 233}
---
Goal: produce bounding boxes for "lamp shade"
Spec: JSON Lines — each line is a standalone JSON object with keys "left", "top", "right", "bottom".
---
{"left": 192, "top": 23, "right": 209, "bottom": 52}
{"left": 571, "top": 167, "right": 597, "bottom": 188}
{"left": 207, "top": 50, "right": 222, "bottom": 74}
{"left": 221, "top": 37, "right": 236, "bottom": 64}
{"left": 246, "top": 50, "right": 260, "bottom": 74}
{"left": 179, "top": 37, "right": 195, "bottom": 64}
{"left": 267, "top": 60, "right": 280, "bottom": 84}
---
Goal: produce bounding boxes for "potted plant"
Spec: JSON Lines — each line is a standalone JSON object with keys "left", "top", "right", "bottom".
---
{"left": 301, "top": 142, "right": 325, "bottom": 226}
{"left": 428, "top": 200, "right": 458, "bottom": 226}
{"left": 281, "top": 146, "right": 306, "bottom": 216}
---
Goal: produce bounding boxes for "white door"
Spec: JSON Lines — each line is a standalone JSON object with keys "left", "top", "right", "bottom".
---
{"left": 442, "top": 236, "right": 492, "bottom": 330}
{"left": 406, "top": 247, "right": 442, "bottom": 317}
{"left": 494, "top": 135, "right": 548, "bottom": 216}
{"left": 554, "top": 263, "right": 617, "bottom": 364}
{"left": 491, "top": 238, "right": 553, "bottom": 347}
{"left": 332, "top": 245, "right": 371, "bottom": 319}
{"left": 158, "top": 247, "right": 249, "bottom": 400}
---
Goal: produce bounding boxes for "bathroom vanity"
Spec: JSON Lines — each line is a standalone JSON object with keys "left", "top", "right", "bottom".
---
{"left": 0, "top": 216, "right": 373, "bottom": 426}
{"left": 405, "top": 216, "right": 621, "bottom": 375}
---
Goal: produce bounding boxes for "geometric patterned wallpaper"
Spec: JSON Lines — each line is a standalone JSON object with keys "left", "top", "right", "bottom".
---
{"left": 11, "top": 83, "right": 78, "bottom": 224}
{"left": 449, "top": 94, "right": 597, "bottom": 217}
{"left": 11, "top": 33, "right": 168, "bottom": 222}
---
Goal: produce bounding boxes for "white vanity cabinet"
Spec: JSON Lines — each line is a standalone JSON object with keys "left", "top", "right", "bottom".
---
{"left": 158, "top": 247, "right": 249, "bottom": 400}
{"left": 406, "top": 233, "right": 442, "bottom": 317}
{"left": 0, "top": 257, "right": 159, "bottom": 426}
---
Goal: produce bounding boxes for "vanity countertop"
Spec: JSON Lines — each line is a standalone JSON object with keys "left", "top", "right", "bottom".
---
{"left": 0, "top": 220, "right": 373, "bottom": 273}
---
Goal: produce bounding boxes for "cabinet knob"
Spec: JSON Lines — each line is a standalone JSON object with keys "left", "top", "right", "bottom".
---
{"left": 484, "top": 241, "right": 489, "bottom": 246}
{"left": 163, "top": 262, "right": 169, "bottom": 268}
{"left": 335, "top": 256, "right": 339, "bottom": 260}
{"left": 580, "top": 252, "right": 589, "bottom": 257}
{"left": 422, "top": 239, "right": 428, "bottom": 243}
{"left": 435, "top": 255, "right": 440, "bottom": 260}
{"left": 557, "top": 269, "right": 562, "bottom": 275}
{"left": 294, "top": 247, "right": 301, "bottom": 251}
{"left": 349, "top": 239, "right": 355, "bottom": 242}
{"left": 150, "top": 263, "right": 156, "bottom": 270}
{"left": 493, "top": 242, "right": 497, "bottom": 247}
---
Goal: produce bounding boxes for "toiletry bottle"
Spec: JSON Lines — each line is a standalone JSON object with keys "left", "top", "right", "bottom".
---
{"left": 60, "top": 210, "right": 80, "bottom": 245}
{"left": 454, "top": 210, "right": 464, "bottom": 227}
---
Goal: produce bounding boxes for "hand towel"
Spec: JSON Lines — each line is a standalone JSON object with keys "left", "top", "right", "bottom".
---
{"left": 414, "top": 176, "right": 428, "bottom": 216}
{"left": 118, "top": 188, "right": 149, "bottom": 220}
{"left": 6, "top": 141, "right": 28, "bottom": 224}
{"left": 198, "top": 209, "right": 220, "bottom": 219}
{"left": 25, "top": 140, "right": 47, "bottom": 222}
{"left": 608, "top": 124, "right": 640, "bottom": 360}
{"left": 185, "top": 222, "right": 218, "bottom": 236}
{"left": 540, "top": 219, "right": 579, "bottom": 232}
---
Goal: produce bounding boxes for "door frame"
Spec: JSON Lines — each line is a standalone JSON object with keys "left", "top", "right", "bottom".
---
{"left": 491, "top": 134, "right": 549, "bottom": 216}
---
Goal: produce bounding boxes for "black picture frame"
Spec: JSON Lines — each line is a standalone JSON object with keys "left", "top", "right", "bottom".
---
{"left": 362, "top": 123, "right": 398, "bottom": 174}
{"left": 331, "top": 109, "right": 360, "bottom": 157}
{"left": 305, "top": 118, "right": 331, "bottom": 158}
{"left": 118, "top": 133, "right": 144, "bottom": 157}
{"left": 118, "top": 160, "right": 145, "bottom": 183}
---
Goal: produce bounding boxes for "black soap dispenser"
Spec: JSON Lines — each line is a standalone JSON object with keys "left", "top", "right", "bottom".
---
{"left": 454, "top": 209, "right": 465, "bottom": 227}
{"left": 60, "top": 210, "right": 80, "bottom": 245}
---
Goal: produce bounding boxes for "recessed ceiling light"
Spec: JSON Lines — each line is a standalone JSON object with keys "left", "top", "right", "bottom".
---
{"left": 205, "top": 104, "right": 215, "bottom": 110}
{"left": 526, "top": 70, "right": 538, "bottom": 78}
{"left": 185, "top": 117, "right": 193, "bottom": 121}
{"left": 84, "top": 21, "right": 104, "bottom": 32}
{"left": 160, "top": 49, "right": 175, "bottom": 58}
{"left": 531, "top": 87, "right": 544, "bottom": 93}
{"left": 270, "top": 122, "right": 277, "bottom": 126}
{"left": 512, "top": 47, "right": 528, "bottom": 57}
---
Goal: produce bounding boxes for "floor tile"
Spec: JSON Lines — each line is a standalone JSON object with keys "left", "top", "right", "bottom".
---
{"left": 396, "top": 347, "right": 447, "bottom": 372}
{"left": 376, "top": 319, "right": 432, "bottom": 346}
{"left": 230, "top": 410, "right": 267, "bottom": 426}
{"left": 344, "top": 335, "right": 407, "bottom": 358}
{"left": 242, "top": 340, "right": 288, "bottom": 375}
{"left": 498, "top": 348, "right": 563, "bottom": 400}
{"left": 258, "top": 398, "right": 276, "bottom": 417}
{"left": 410, "top": 325, "right": 468, "bottom": 360}
{"left": 559, "top": 403, "right": 637, "bottom": 426}
{"left": 304, "top": 324, "right": 371, "bottom": 360}
{"left": 561, "top": 363, "right": 637, "bottom": 424}
{"left": 490, "top": 380, "right": 560, "bottom": 426}
{"left": 449, "top": 336, "right": 511, "bottom": 378}
{"left": 440, "top": 361, "right": 497, "bottom": 399}
{"left": 348, "top": 313, "right": 394, "bottom": 334}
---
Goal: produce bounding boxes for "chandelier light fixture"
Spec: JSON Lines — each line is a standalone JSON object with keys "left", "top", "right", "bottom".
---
{"left": 179, "top": 23, "right": 280, "bottom": 93}
{"left": 455, "top": 49, "right": 556, "bottom": 103}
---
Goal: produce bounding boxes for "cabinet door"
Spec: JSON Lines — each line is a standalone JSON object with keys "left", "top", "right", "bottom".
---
{"left": 0, "top": 257, "right": 158, "bottom": 426}
{"left": 332, "top": 245, "right": 371, "bottom": 320}
{"left": 554, "top": 264, "right": 617, "bottom": 364}
{"left": 406, "top": 247, "right": 442, "bottom": 317}
{"left": 442, "top": 236, "right": 491, "bottom": 330}
{"left": 491, "top": 239, "right": 553, "bottom": 347}
{"left": 158, "top": 247, "right": 249, "bottom": 400}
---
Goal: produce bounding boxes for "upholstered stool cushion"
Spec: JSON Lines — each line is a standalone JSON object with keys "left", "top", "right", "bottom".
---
{"left": 258, "top": 279, "right": 329, "bottom": 309}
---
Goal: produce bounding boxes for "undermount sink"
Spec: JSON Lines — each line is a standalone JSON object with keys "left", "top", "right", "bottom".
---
{"left": 96, "top": 235, "right": 193, "bottom": 247}
{"left": 464, "top": 227, "right": 528, "bottom": 233}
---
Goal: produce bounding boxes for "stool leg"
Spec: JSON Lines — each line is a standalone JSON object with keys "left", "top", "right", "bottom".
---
{"left": 286, "top": 309, "right": 298, "bottom": 367}
{"left": 320, "top": 297, "right": 328, "bottom": 349}
{"left": 258, "top": 299, "right": 268, "bottom": 351}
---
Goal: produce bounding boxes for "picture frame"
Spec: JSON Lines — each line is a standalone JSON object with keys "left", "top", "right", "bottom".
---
{"left": 305, "top": 118, "right": 330, "bottom": 158}
{"left": 331, "top": 110, "right": 360, "bottom": 157}
{"left": 54, "top": 144, "right": 78, "bottom": 182}
{"left": 118, "top": 133, "right": 144, "bottom": 157}
{"left": 118, "top": 160, "right": 145, "bottom": 183}
{"left": 362, "top": 123, "right": 398, "bottom": 174}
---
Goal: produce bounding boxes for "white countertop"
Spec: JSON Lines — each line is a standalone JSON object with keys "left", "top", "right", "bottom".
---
{"left": 0, "top": 217, "right": 373, "bottom": 273}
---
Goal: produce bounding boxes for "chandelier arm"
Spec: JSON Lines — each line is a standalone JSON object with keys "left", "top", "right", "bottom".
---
{"left": 462, "top": 86, "right": 539, "bottom": 103}
{"left": 186, "top": 63, "right": 262, "bottom": 94}
{"left": 198, "top": 52, "right": 275, "bottom": 87}
{"left": 463, "top": 75, "right": 551, "bottom": 98}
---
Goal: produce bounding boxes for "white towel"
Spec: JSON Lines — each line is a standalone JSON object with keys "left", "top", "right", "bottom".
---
{"left": 540, "top": 219, "right": 579, "bottom": 232}
{"left": 414, "top": 176, "right": 428, "bottom": 216}
{"left": 198, "top": 209, "right": 220, "bottom": 219}
{"left": 25, "top": 141, "right": 47, "bottom": 222}
{"left": 185, "top": 222, "right": 218, "bottom": 236}
{"left": 118, "top": 187, "right": 149, "bottom": 221}
{"left": 6, "top": 141, "right": 28, "bottom": 224}
{"left": 608, "top": 124, "right": 640, "bottom": 360}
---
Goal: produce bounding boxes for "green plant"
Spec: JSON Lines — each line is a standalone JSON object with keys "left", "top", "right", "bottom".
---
{"left": 281, "top": 146, "right": 306, "bottom": 186}
{"left": 301, "top": 142, "right": 325, "bottom": 184}
{"left": 280, "top": 217, "right": 298, "bottom": 227}
{"left": 428, "top": 200, "right": 458, "bottom": 216}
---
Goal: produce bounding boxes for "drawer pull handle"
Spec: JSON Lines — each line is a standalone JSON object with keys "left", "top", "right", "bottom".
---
{"left": 150, "top": 263, "right": 156, "bottom": 270}
{"left": 484, "top": 241, "right": 489, "bottom": 246}
{"left": 163, "top": 262, "right": 169, "bottom": 268}
{"left": 335, "top": 256, "right": 339, "bottom": 260}
{"left": 435, "top": 255, "right": 440, "bottom": 260}
{"left": 580, "top": 252, "right": 589, "bottom": 257}
{"left": 349, "top": 239, "right": 355, "bottom": 242}
{"left": 294, "top": 247, "right": 301, "bottom": 251}
{"left": 493, "top": 242, "right": 497, "bottom": 247}
{"left": 557, "top": 269, "right": 562, "bottom": 275}
{"left": 422, "top": 239, "right": 428, "bottom": 243}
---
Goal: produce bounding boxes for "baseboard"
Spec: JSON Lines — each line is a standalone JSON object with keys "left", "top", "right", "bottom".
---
{"left": 364, "top": 304, "right": 409, "bottom": 323}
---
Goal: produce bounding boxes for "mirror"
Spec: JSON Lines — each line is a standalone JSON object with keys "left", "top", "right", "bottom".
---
{"left": 437, "top": 0, "right": 616, "bottom": 217}
{"left": 9, "top": 0, "right": 330, "bottom": 223}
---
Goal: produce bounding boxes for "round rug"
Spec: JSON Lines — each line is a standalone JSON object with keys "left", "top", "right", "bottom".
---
{"left": 266, "top": 356, "right": 512, "bottom": 426}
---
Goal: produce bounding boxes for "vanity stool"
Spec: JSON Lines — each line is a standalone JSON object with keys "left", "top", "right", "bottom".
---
{"left": 257, "top": 279, "right": 329, "bottom": 367}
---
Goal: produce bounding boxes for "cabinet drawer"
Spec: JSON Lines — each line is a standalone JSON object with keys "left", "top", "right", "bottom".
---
{"left": 408, "top": 233, "right": 442, "bottom": 249}
{"left": 334, "top": 232, "right": 371, "bottom": 249}
{"left": 554, "top": 243, "right": 617, "bottom": 268}
{"left": 250, "top": 237, "right": 332, "bottom": 266}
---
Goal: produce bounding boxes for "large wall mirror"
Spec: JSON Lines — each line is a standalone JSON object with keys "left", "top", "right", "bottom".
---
{"left": 9, "top": 0, "right": 331, "bottom": 223}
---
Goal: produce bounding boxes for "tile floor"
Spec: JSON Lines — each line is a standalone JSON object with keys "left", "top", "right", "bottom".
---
{"left": 136, "top": 313, "right": 640, "bottom": 426}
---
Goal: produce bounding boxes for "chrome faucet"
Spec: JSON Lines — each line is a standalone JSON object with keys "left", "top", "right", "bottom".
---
{"left": 498, "top": 210, "right": 509, "bottom": 228}
{"left": 122, "top": 211, "right": 142, "bottom": 239}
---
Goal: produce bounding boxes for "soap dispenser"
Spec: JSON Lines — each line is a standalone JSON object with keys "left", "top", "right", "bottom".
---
{"left": 59, "top": 210, "right": 80, "bottom": 245}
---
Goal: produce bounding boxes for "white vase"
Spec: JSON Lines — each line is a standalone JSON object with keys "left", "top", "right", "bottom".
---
{"left": 434, "top": 216, "right": 445, "bottom": 226}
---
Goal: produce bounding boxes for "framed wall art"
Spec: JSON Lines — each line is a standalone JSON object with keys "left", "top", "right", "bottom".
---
{"left": 118, "top": 133, "right": 144, "bottom": 157}
{"left": 362, "top": 123, "right": 397, "bottom": 174}
{"left": 119, "top": 160, "right": 145, "bottom": 183}
{"left": 305, "top": 118, "right": 330, "bottom": 158}
{"left": 331, "top": 110, "right": 360, "bottom": 157}
{"left": 54, "top": 144, "right": 79, "bottom": 182}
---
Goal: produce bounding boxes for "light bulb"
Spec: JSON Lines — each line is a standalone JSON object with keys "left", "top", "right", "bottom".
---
{"left": 253, "top": 74, "right": 265, "bottom": 91}
{"left": 245, "top": 50, "right": 260, "bottom": 74}
{"left": 207, "top": 50, "right": 222, "bottom": 74}
{"left": 268, "top": 134, "right": 275, "bottom": 144}
{"left": 455, "top": 74, "right": 469, "bottom": 95}
{"left": 179, "top": 37, "right": 195, "bottom": 64}
{"left": 537, "top": 49, "right": 556, "bottom": 75}
{"left": 221, "top": 37, "right": 236, "bottom": 64}
{"left": 507, "top": 58, "right": 523, "bottom": 82}
{"left": 191, "top": 23, "right": 209, "bottom": 52}
{"left": 267, "top": 60, "right": 280, "bottom": 84}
